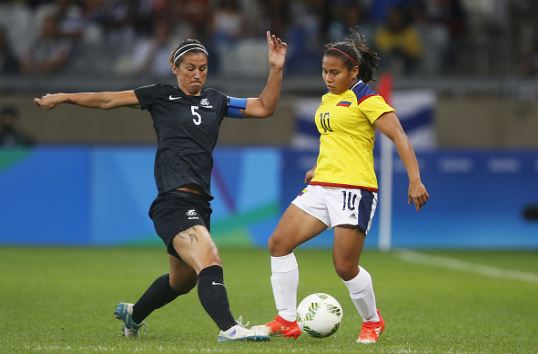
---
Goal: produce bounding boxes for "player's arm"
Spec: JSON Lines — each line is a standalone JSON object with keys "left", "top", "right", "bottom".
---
{"left": 241, "top": 31, "right": 287, "bottom": 119}
{"left": 33, "top": 90, "right": 140, "bottom": 110}
{"left": 374, "top": 112, "right": 429, "bottom": 211}
{"left": 305, "top": 164, "right": 317, "bottom": 184}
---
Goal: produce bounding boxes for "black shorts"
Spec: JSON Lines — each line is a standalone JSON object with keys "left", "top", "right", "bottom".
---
{"left": 149, "top": 190, "right": 212, "bottom": 258}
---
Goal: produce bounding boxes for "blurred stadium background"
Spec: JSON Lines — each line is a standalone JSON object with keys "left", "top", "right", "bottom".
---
{"left": 0, "top": 0, "right": 536, "bottom": 249}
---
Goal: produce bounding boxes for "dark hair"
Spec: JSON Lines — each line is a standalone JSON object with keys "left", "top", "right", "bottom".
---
{"left": 324, "top": 29, "right": 380, "bottom": 83}
{"left": 169, "top": 39, "right": 208, "bottom": 66}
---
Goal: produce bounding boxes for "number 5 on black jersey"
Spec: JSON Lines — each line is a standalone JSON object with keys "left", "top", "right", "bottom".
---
{"left": 191, "top": 106, "right": 201, "bottom": 125}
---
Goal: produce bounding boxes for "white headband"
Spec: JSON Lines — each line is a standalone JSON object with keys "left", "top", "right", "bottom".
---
{"left": 173, "top": 43, "right": 208, "bottom": 64}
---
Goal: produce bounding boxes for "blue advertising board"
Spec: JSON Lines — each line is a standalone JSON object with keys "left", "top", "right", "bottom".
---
{"left": 281, "top": 150, "right": 538, "bottom": 249}
{"left": 0, "top": 147, "right": 536, "bottom": 249}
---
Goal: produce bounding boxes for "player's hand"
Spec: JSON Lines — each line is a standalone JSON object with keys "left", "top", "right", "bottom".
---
{"left": 266, "top": 31, "right": 287, "bottom": 70}
{"left": 304, "top": 169, "right": 315, "bottom": 184}
{"left": 408, "top": 180, "right": 429, "bottom": 211}
{"left": 33, "top": 93, "right": 64, "bottom": 109}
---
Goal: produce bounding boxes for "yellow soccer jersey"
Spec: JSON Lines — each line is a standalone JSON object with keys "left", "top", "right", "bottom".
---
{"left": 310, "top": 81, "right": 394, "bottom": 191}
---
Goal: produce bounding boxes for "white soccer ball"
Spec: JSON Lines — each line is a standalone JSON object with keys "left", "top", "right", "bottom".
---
{"left": 297, "top": 293, "right": 343, "bottom": 338}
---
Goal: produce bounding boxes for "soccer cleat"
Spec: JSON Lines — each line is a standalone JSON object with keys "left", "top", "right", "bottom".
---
{"left": 114, "top": 302, "right": 146, "bottom": 337}
{"left": 217, "top": 324, "right": 270, "bottom": 342}
{"left": 251, "top": 315, "right": 302, "bottom": 339}
{"left": 356, "top": 309, "right": 385, "bottom": 344}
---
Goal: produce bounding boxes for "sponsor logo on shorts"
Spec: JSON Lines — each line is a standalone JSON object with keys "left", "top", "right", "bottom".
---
{"left": 298, "top": 188, "right": 308, "bottom": 196}
{"left": 186, "top": 209, "right": 199, "bottom": 220}
{"left": 349, "top": 213, "right": 356, "bottom": 219}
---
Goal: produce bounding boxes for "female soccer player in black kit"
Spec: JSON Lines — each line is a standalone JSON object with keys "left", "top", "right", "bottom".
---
{"left": 34, "top": 31, "right": 287, "bottom": 342}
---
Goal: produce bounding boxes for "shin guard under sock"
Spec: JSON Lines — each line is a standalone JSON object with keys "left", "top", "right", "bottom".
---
{"left": 197, "top": 265, "right": 236, "bottom": 331}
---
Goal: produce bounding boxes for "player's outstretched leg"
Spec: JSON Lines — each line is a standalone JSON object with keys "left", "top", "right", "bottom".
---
{"left": 251, "top": 253, "right": 301, "bottom": 339}
{"left": 253, "top": 204, "right": 327, "bottom": 339}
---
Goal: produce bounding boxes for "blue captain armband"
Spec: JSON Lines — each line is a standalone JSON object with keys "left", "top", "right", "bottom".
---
{"left": 226, "top": 96, "right": 247, "bottom": 118}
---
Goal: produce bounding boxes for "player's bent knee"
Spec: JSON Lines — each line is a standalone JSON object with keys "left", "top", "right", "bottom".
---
{"left": 169, "top": 274, "right": 198, "bottom": 294}
{"left": 206, "top": 245, "right": 222, "bottom": 265}
{"left": 176, "top": 278, "right": 198, "bottom": 294}
{"left": 334, "top": 261, "right": 359, "bottom": 281}
{"left": 268, "top": 234, "right": 291, "bottom": 256}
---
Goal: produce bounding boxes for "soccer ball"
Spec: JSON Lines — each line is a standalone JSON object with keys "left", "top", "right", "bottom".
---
{"left": 296, "top": 293, "right": 343, "bottom": 338}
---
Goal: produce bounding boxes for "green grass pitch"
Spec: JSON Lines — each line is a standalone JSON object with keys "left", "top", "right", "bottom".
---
{"left": 1, "top": 247, "right": 537, "bottom": 353}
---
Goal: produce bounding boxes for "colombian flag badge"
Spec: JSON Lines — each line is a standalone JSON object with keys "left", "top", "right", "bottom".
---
{"left": 336, "top": 101, "right": 351, "bottom": 107}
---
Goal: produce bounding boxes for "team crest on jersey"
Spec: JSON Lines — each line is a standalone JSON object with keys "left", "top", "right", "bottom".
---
{"left": 336, "top": 101, "right": 351, "bottom": 107}
{"left": 200, "top": 98, "right": 213, "bottom": 109}
{"left": 186, "top": 209, "right": 199, "bottom": 220}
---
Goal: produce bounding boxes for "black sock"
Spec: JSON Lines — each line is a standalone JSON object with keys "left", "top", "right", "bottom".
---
{"left": 197, "top": 265, "right": 236, "bottom": 331}
{"left": 131, "top": 274, "right": 182, "bottom": 324}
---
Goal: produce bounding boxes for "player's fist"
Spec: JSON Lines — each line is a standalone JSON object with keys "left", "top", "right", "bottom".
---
{"left": 33, "top": 93, "right": 64, "bottom": 109}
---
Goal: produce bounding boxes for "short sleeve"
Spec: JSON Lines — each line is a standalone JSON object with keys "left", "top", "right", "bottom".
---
{"left": 134, "top": 84, "right": 160, "bottom": 110}
{"left": 358, "top": 95, "right": 394, "bottom": 124}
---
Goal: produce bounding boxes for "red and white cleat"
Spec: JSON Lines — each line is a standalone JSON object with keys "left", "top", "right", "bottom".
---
{"left": 356, "top": 309, "right": 385, "bottom": 344}
{"left": 252, "top": 315, "right": 302, "bottom": 339}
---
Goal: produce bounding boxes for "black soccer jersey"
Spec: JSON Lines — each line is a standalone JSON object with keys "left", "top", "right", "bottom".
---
{"left": 134, "top": 83, "right": 230, "bottom": 198}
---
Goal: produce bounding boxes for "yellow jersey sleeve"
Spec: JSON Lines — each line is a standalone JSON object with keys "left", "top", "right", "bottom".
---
{"left": 358, "top": 95, "right": 394, "bottom": 124}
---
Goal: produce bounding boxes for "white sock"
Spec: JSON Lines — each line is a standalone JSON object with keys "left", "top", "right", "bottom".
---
{"left": 270, "top": 253, "right": 299, "bottom": 322}
{"left": 343, "top": 266, "right": 379, "bottom": 322}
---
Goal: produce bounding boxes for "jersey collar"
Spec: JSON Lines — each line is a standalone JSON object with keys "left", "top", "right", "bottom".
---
{"left": 176, "top": 86, "right": 206, "bottom": 97}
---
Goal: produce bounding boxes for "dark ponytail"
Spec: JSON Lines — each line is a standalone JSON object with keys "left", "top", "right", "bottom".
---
{"left": 325, "top": 28, "right": 380, "bottom": 83}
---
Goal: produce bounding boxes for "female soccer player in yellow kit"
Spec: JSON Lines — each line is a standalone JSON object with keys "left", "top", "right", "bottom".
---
{"left": 253, "top": 29, "right": 429, "bottom": 343}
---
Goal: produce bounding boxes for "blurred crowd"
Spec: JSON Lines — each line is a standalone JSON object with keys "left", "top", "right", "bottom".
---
{"left": 0, "top": 0, "right": 537, "bottom": 79}
{"left": 0, "top": 105, "right": 33, "bottom": 148}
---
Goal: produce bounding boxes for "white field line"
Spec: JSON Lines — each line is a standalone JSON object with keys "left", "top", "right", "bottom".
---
{"left": 396, "top": 249, "right": 538, "bottom": 284}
